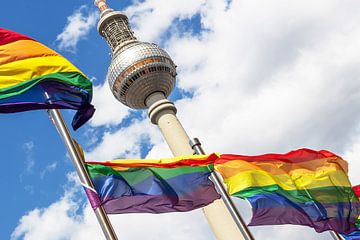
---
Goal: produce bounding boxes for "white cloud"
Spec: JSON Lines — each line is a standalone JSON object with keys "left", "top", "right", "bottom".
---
{"left": 86, "top": 119, "right": 168, "bottom": 161}
{"left": 40, "top": 162, "right": 58, "bottom": 179}
{"left": 343, "top": 127, "right": 360, "bottom": 185}
{"left": 56, "top": 5, "right": 98, "bottom": 53}
{"left": 125, "top": 0, "right": 206, "bottom": 42}
{"left": 11, "top": 174, "right": 85, "bottom": 240}
{"left": 14, "top": 0, "right": 360, "bottom": 239}
{"left": 11, "top": 172, "right": 216, "bottom": 240}
{"left": 89, "top": 83, "right": 130, "bottom": 127}
{"left": 21, "top": 141, "right": 35, "bottom": 175}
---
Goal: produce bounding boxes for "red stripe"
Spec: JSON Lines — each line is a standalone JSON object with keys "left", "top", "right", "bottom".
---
{"left": 353, "top": 185, "right": 360, "bottom": 199}
{"left": 217, "top": 148, "right": 339, "bottom": 164}
{"left": 0, "top": 28, "right": 34, "bottom": 46}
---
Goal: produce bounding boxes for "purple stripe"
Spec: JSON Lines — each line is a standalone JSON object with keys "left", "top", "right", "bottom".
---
{"left": 0, "top": 101, "right": 95, "bottom": 130}
{"left": 248, "top": 193, "right": 359, "bottom": 234}
{"left": 102, "top": 187, "right": 220, "bottom": 214}
{"left": 249, "top": 206, "right": 359, "bottom": 234}
{"left": 85, "top": 188, "right": 102, "bottom": 210}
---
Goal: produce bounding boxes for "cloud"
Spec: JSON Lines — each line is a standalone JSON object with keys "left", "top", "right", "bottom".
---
{"left": 21, "top": 141, "right": 35, "bottom": 174}
{"left": 86, "top": 119, "right": 168, "bottom": 161}
{"left": 11, "top": 172, "right": 217, "bottom": 240}
{"left": 56, "top": 5, "right": 98, "bottom": 53}
{"left": 14, "top": 0, "right": 360, "bottom": 239}
{"left": 343, "top": 128, "right": 360, "bottom": 185}
{"left": 40, "top": 162, "right": 58, "bottom": 179}
{"left": 89, "top": 83, "right": 130, "bottom": 127}
{"left": 87, "top": 0, "right": 360, "bottom": 238}
{"left": 12, "top": 174, "right": 330, "bottom": 240}
{"left": 11, "top": 173, "right": 85, "bottom": 240}
{"left": 125, "top": 0, "right": 206, "bottom": 42}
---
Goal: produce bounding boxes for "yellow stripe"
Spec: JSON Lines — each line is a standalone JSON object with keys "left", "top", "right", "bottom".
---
{"left": 215, "top": 157, "right": 347, "bottom": 179}
{"left": 0, "top": 39, "right": 58, "bottom": 65}
{"left": 108, "top": 154, "right": 212, "bottom": 166}
{"left": 0, "top": 55, "right": 82, "bottom": 89}
{"left": 222, "top": 165, "right": 351, "bottom": 195}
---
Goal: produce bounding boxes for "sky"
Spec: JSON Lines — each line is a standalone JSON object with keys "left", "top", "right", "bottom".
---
{"left": 1, "top": 0, "right": 360, "bottom": 239}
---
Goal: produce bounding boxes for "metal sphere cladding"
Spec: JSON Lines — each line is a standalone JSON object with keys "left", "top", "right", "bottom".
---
{"left": 97, "top": 7, "right": 177, "bottom": 109}
{"left": 107, "top": 42, "right": 176, "bottom": 109}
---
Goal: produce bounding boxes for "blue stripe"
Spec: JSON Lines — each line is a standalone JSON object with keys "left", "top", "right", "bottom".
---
{"left": 0, "top": 81, "right": 91, "bottom": 107}
{"left": 91, "top": 170, "right": 213, "bottom": 201}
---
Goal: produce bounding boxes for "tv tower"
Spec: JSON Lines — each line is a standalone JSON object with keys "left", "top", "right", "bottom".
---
{"left": 94, "top": 1, "right": 251, "bottom": 239}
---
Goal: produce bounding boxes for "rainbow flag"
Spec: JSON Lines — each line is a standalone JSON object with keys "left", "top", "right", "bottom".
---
{"left": 85, "top": 154, "right": 220, "bottom": 214}
{"left": 0, "top": 28, "right": 94, "bottom": 129}
{"left": 354, "top": 185, "right": 360, "bottom": 228}
{"left": 354, "top": 185, "right": 360, "bottom": 199}
{"left": 342, "top": 185, "right": 360, "bottom": 240}
{"left": 215, "top": 149, "right": 360, "bottom": 234}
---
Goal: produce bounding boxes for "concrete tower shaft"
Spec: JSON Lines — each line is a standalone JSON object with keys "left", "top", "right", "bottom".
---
{"left": 96, "top": 0, "right": 176, "bottom": 109}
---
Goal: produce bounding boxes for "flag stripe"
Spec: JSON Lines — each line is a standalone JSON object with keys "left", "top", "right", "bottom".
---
{"left": 248, "top": 193, "right": 359, "bottom": 234}
{"left": 218, "top": 149, "right": 340, "bottom": 164}
{"left": 0, "top": 80, "right": 92, "bottom": 113}
{"left": 102, "top": 187, "right": 219, "bottom": 214}
{"left": 233, "top": 185, "right": 358, "bottom": 203}
{"left": 0, "top": 28, "right": 33, "bottom": 46}
{"left": 87, "top": 164, "right": 213, "bottom": 187}
{"left": 0, "top": 72, "right": 92, "bottom": 100}
{"left": 354, "top": 185, "right": 360, "bottom": 198}
{"left": 216, "top": 157, "right": 347, "bottom": 178}
{"left": 0, "top": 39, "right": 59, "bottom": 65}
{"left": 223, "top": 167, "right": 351, "bottom": 193}
{"left": 87, "top": 154, "right": 217, "bottom": 169}
{"left": 91, "top": 170, "right": 214, "bottom": 200}
{"left": 0, "top": 56, "right": 83, "bottom": 90}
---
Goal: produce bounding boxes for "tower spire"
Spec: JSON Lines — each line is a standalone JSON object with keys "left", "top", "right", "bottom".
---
{"left": 94, "top": 0, "right": 110, "bottom": 13}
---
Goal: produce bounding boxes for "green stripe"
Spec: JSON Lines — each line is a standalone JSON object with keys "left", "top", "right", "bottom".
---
{"left": 86, "top": 163, "right": 213, "bottom": 186}
{"left": 356, "top": 218, "right": 360, "bottom": 228}
{"left": 232, "top": 184, "right": 359, "bottom": 204}
{"left": 149, "top": 165, "right": 213, "bottom": 180}
{"left": 0, "top": 72, "right": 92, "bottom": 100}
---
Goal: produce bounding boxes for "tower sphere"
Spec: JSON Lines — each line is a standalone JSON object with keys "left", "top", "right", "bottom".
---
{"left": 96, "top": 0, "right": 177, "bottom": 109}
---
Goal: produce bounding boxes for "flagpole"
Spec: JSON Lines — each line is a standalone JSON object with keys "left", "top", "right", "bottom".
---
{"left": 329, "top": 230, "right": 343, "bottom": 240}
{"left": 47, "top": 108, "right": 118, "bottom": 240}
{"left": 189, "top": 138, "right": 255, "bottom": 240}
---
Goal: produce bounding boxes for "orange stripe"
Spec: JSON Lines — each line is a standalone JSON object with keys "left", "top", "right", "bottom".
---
{"left": 215, "top": 157, "right": 347, "bottom": 179}
{"left": 0, "top": 39, "right": 58, "bottom": 65}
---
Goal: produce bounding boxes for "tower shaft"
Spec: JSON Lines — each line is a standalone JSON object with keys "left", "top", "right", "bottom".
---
{"left": 146, "top": 92, "right": 246, "bottom": 240}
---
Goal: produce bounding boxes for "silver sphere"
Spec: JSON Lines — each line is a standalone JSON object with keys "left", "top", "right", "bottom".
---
{"left": 107, "top": 41, "right": 177, "bottom": 109}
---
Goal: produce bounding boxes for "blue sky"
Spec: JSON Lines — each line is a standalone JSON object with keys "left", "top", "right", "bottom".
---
{"left": 0, "top": 0, "right": 121, "bottom": 238}
{"left": 2, "top": 0, "right": 360, "bottom": 239}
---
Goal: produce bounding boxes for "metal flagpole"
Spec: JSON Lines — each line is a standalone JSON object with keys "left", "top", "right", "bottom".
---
{"left": 47, "top": 108, "right": 118, "bottom": 240}
{"left": 189, "top": 138, "right": 255, "bottom": 240}
{"left": 330, "top": 231, "right": 343, "bottom": 240}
